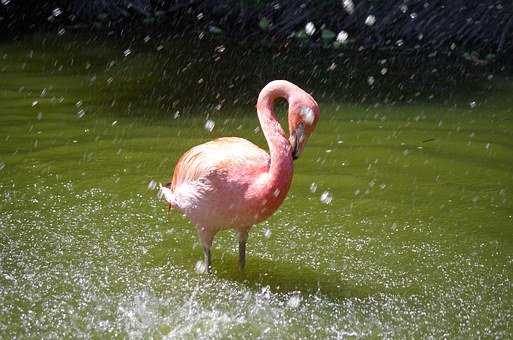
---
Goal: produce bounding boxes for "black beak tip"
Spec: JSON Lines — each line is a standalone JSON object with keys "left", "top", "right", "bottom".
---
{"left": 292, "top": 153, "right": 299, "bottom": 160}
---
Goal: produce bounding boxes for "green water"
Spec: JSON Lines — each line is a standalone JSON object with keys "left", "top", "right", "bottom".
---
{"left": 1, "top": 35, "right": 512, "bottom": 338}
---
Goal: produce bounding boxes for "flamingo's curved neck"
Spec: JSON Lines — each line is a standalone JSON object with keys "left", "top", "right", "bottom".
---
{"left": 256, "top": 83, "right": 294, "bottom": 192}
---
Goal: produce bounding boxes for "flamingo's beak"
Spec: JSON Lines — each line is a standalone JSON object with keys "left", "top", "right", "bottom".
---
{"left": 290, "top": 122, "right": 305, "bottom": 160}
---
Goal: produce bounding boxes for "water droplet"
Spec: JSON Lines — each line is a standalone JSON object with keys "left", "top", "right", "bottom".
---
{"left": 320, "top": 191, "right": 332, "bottom": 204}
{"left": 209, "top": 25, "right": 223, "bottom": 34}
{"left": 58, "top": 28, "right": 66, "bottom": 36}
{"left": 305, "top": 22, "right": 316, "bottom": 36}
{"left": 77, "top": 109, "right": 86, "bottom": 119}
{"left": 410, "top": 12, "right": 417, "bottom": 19}
{"left": 32, "top": 100, "right": 39, "bottom": 107}
{"left": 343, "top": 0, "right": 354, "bottom": 14}
{"left": 263, "top": 228, "right": 272, "bottom": 238}
{"left": 52, "top": 8, "right": 62, "bottom": 17}
{"left": 469, "top": 101, "right": 477, "bottom": 108}
{"left": 123, "top": 49, "right": 132, "bottom": 57}
{"left": 0, "top": 161, "right": 5, "bottom": 171}
{"left": 310, "top": 182, "right": 317, "bottom": 193}
{"left": 365, "top": 15, "right": 376, "bottom": 26}
{"left": 195, "top": 260, "right": 207, "bottom": 274}
{"left": 287, "top": 293, "right": 302, "bottom": 308}
{"left": 1, "top": 0, "right": 11, "bottom": 5}
{"left": 380, "top": 67, "right": 388, "bottom": 75}
{"left": 112, "top": 120, "right": 118, "bottom": 126}
{"left": 147, "top": 180, "right": 157, "bottom": 190}
{"left": 367, "top": 76, "right": 375, "bottom": 85}
{"left": 336, "top": 30, "right": 349, "bottom": 43}
{"left": 204, "top": 119, "right": 215, "bottom": 132}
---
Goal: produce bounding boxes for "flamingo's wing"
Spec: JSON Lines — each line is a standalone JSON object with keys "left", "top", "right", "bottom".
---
{"left": 170, "top": 137, "right": 269, "bottom": 190}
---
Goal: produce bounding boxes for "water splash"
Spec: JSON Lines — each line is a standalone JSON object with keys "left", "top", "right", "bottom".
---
{"left": 310, "top": 182, "right": 317, "bottom": 193}
{"left": 204, "top": 119, "right": 215, "bottom": 132}
{"left": 336, "top": 31, "right": 349, "bottom": 44}
{"left": 365, "top": 15, "right": 376, "bottom": 26}
{"left": 305, "top": 22, "right": 316, "bottom": 36}
{"left": 320, "top": 191, "right": 332, "bottom": 204}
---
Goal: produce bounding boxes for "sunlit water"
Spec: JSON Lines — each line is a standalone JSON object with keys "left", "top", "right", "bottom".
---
{"left": 1, "top": 35, "right": 512, "bottom": 338}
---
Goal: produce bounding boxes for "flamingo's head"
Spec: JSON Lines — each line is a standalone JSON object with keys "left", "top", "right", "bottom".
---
{"left": 288, "top": 93, "right": 320, "bottom": 160}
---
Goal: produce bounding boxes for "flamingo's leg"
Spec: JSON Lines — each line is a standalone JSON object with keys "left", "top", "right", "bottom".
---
{"left": 203, "top": 246, "right": 211, "bottom": 273}
{"left": 197, "top": 226, "right": 214, "bottom": 273}
{"left": 237, "top": 229, "right": 249, "bottom": 270}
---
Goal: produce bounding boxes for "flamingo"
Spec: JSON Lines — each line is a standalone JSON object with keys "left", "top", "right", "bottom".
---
{"left": 159, "top": 80, "right": 319, "bottom": 272}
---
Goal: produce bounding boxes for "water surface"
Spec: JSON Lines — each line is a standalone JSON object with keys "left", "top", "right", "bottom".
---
{"left": 1, "top": 35, "right": 512, "bottom": 338}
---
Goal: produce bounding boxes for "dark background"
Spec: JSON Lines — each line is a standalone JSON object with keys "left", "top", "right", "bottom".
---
{"left": 1, "top": 0, "right": 512, "bottom": 108}
{"left": 2, "top": 0, "right": 513, "bottom": 57}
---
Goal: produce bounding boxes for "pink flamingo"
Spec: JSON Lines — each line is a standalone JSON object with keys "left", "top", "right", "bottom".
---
{"left": 159, "top": 80, "right": 319, "bottom": 272}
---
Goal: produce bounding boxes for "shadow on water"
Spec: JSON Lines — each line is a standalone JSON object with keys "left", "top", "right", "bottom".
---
{"left": 214, "top": 255, "right": 374, "bottom": 300}
{"left": 148, "top": 234, "right": 374, "bottom": 301}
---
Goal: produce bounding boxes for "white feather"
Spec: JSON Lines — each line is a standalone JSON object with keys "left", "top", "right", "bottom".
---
{"left": 158, "top": 186, "right": 175, "bottom": 204}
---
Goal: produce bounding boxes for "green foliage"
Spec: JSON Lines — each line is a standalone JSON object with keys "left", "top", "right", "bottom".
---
{"left": 321, "top": 29, "right": 336, "bottom": 41}
{"left": 259, "top": 17, "right": 270, "bottom": 31}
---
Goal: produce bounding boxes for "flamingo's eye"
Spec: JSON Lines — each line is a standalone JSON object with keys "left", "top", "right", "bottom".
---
{"left": 299, "top": 106, "right": 315, "bottom": 125}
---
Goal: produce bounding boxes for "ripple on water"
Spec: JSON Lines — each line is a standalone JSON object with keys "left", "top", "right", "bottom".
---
{"left": 0, "top": 181, "right": 511, "bottom": 338}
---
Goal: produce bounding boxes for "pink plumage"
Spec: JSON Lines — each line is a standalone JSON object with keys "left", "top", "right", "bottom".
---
{"left": 160, "top": 80, "right": 319, "bottom": 272}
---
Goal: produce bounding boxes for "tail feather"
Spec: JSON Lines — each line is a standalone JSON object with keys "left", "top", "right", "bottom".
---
{"left": 158, "top": 186, "right": 177, "bottom": 209}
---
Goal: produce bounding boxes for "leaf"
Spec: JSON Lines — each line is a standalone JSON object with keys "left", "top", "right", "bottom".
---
{"left": 321, "top": 29, "right": 336, "bottom": 41}
{"left": 259, "top": 17, "right": 270, "bottom": 30}
{"left": 295, "top": 30, "right": 308, "bottom": 40}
